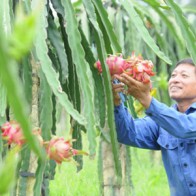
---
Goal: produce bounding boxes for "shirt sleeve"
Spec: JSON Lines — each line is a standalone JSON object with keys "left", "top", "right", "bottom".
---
{"left": 114, "top": 103, "right": 160, "bottom": 150}
{"left": 145, "top": 98, "right": 196, "bottom": 138}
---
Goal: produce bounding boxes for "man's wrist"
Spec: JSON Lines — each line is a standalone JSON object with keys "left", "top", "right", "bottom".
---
{"left": 114, "top": 100, "right": 122, "bottom": 106}
{"left": 139, "top": 95, "right": 152, "bottom": 109}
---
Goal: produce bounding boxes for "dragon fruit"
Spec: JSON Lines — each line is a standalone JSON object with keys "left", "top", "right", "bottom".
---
{"left": 45, "top": 137, "right": 88, "bottom": 164}
{"left": 1, "top": 122, "right": 88, "bottom": 165}
{"left": 105, "top": 54, "right": 129, "bottom": 75}
{"left": 125, "top": 53, "right": 155, "bottom": 83}
{"left": 1, "top": 121, "right": 43, "bottom": 146}
{"left": 1, "top": 121, "right": 25, "bottom": 146}
{"left": 95, "top": 54, "right": 128, "bottom": 75}
{"left": 94, "top": 53, "right": 155, "bottom": 83}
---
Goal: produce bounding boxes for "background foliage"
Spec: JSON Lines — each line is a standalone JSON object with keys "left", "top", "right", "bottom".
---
{"left": 0, "top": 0, "right": 195, "bottom": 195}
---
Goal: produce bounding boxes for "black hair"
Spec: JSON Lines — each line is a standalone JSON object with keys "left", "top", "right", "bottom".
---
{"left": 176, "top": 58, "right": 195, "bottom": 67}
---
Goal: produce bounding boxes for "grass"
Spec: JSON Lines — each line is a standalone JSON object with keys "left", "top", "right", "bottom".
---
{"left": 49, "top": 157, "right": 99, "bottom": 196}
{"left": 131, "top": 148, "right": 169, "bottom": 196}
{"left": 49, "top": 135, "right": 169, "bottom": 196}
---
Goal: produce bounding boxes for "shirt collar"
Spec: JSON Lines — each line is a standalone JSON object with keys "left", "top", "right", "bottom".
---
{"left": 172, "top": 102, "right": 196, "bottom": 112}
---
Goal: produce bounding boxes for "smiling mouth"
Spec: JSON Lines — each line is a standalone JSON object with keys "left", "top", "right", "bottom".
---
{"left": 170, "top": 86, "right": 182, "bottom": 91}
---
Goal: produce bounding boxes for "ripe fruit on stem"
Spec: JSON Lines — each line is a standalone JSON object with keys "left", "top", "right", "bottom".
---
{"left": 45, "top": 137, "right": 88, "bottom": 164}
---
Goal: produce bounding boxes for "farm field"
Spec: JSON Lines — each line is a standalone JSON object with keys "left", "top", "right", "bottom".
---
{"left": 50, "top": 135, "right": 169, "bottom": 196}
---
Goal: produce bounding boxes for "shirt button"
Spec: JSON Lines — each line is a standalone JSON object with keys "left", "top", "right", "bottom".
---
{"left": 115, "top": 110, "right": 119, "bottom": 113}
{"left": 165, "top": 144, "right": 169, "bottom": 148}
{"left": 183, "top": 163, "right": 188, "bottom": 167}
{"left": 189, "top": 183, "right": 193, "bottom": 187}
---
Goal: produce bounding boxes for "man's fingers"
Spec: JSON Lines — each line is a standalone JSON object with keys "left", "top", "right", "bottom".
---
{"left": 121, "top": 73, "right": 139, "bottom": 85}
{"left": 112, "top": 85, "right": 124, "bottom": 94}
{"left": 114, "top": 74, "right": 138, "bottom": 86}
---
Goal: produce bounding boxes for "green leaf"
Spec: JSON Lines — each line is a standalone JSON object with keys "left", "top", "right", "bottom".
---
{"left": 47, "top": 15, "right": 69, "bottom": 83}
{"left": 94, "top": 27, "right": 122, "bottom": 181}
{"left": 1, "top": 0, "right": 11, "bottom": 35}
{"left": 50, "top": 0, "right": 64, "bottom": 16}
{"left": 33, "top": 2, "right": 86, "bottom": 126}
{"left": 9, "top": 5, "right": 38, "bottom": 61}
{"left": 120, "top": 0, "right": 172, "bottom": 65}
{"left": 0, "top": 82, "right": 7, "bottom": 117}
{"left": 83, "top": 0, "right": 122, "bottom": 179}
{"left": 92, "top": 0, "right": 121, "bottom": 53}
{"left": 39, "top": 70, "right": 53, "bottom": 141}
{"left": 72, "top": 124, "right": 83, "bottom": 172}
{"left": 0, "top": 32, "right": 45, "bottom": 160}
{"left": 0, "top": 147, "right": 19, "bottom": 194}
{"left": 136, "top": 0, "right": 185, "bottom": 49}
{"left": 18, "top": 147, "right": 31, "bottom": 195}
{"left": 22, "top": 56, "right": 33, "bottom": 105}
{"left": 34, "top": 158, "right": 47, "bottom": 195}
{"left": 79, "top": 26, "right": 106, "bottom": 128}
{"left": 114, "top": 10, "right": 125, "bottom": 53}
{"left": 164, "top": 0, "right": 196, "bottom": 64}
{"left": 60, "top": 0, "right": 97, "bottom": 156}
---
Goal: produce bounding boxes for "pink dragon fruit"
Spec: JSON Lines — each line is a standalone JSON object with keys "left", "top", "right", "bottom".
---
{"left": 95, "top": 60, "right": 102, "bottom": 73}
{"left": 94, "top": 53, "right": 155, "bottom": 83}
{"left": 125, "top": 53, "right": 155, "bottom": 83}
{"left": 105, "top": 54, "right": 129, "bottom": 75}
{"left": 94, "top": 54, "right": 129, "bottom": 75}
{"left": 1, "top": 121, "right": 44, "bottom": 146}
{"left": 45, "top": 137, "right": 88, "bottom": 164}
{"left": 1, "top": 121, "right": 25, "bottom": 146}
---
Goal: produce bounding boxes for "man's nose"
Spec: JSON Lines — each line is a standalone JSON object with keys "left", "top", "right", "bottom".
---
{"left": 175, "top": 75, "right": 181, "bottom": 81}
{"left": 169, "top": 75, "right": 181, "bottom": 83}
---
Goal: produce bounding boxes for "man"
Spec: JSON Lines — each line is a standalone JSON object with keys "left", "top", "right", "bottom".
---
{"left": 113, "top": 59, "right": 196, "bottom": 196}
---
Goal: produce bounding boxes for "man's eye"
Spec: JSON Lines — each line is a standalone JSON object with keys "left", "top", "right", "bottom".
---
{"left": 182, "top": 74, "right": 188, "bottom": 78}
{"left": 171, "top": 74, "right": 176, "bottom": 77}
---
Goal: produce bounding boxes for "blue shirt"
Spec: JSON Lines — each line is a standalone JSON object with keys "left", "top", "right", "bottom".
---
{"left": 114, "top": 98, "right": 196, "bottom": 196}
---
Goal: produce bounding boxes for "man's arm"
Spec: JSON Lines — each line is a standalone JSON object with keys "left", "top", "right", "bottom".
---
{"left": 114, "top": 103, "right": 160, "bottom": 150}
{"left": 146, "top": 98, "right": 196, "bottom": 138}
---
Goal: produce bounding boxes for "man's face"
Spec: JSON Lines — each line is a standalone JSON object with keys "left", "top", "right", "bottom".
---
{"left": 168, "top": 64, "right": 196, "bottom": 102}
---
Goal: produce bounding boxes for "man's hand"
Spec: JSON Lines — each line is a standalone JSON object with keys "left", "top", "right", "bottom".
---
{"left": 112, "top": 79, "right": 125, "bottom": 106}
{"left": 114, "top": 73, "right": 152, "bottom": 109}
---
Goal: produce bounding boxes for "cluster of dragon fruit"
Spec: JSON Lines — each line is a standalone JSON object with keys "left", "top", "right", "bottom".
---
{"left": 94, "top": 52, "right": 155, "bottom": 83}
{"left": 1, "top": 121, "right": 87, "bottom": 164}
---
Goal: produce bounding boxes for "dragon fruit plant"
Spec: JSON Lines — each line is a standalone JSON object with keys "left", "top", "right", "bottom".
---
{"left": 94, "top": 53, "right": 155, "bottom": 83}
{"left": 45, "top": 137, "right": 88, "bottom": 164}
